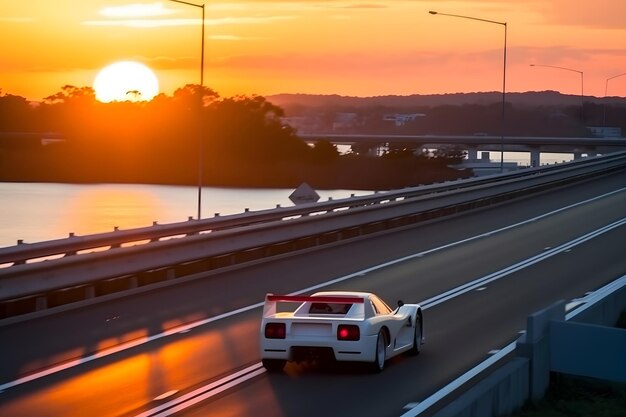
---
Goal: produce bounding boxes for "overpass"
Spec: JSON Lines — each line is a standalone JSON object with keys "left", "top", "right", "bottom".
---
{"left": 300, "top": 133, "right": 626, "bottom": 167}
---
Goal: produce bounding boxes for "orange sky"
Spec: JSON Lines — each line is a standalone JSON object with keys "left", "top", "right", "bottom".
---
{"left": 1, "top": 0, "right": 625, "bottom": 101}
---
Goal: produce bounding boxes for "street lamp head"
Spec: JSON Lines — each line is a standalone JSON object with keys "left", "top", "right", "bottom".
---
{"left": 429, "top": 11, "right": 438, "bottom": 15}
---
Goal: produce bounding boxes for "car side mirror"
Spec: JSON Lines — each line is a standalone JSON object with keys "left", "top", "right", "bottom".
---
{"left": 397, "top": 300, "right": 404, "bottom": 307}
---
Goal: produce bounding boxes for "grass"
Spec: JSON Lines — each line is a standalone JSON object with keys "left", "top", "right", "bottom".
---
{"left": 514, "top": 312, "right": 626, "bottom": 417}
{"left": 514, "top": 375, "right": 626, "bottom": 417}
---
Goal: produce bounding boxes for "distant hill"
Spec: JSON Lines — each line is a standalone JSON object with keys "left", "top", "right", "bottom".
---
{"left": 267, "top": 91, "right": 626, "bottom": 113}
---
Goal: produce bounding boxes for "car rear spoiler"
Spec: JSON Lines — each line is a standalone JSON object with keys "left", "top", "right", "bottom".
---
{"left": 263, "top": 294, "right": 364, "bottom": 317}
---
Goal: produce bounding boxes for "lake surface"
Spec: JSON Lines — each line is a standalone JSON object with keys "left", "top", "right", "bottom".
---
{"left": 0, "top": 151, "right": 573, "bottom": 249}
{"left": 0, "top": 183, "right": 370, "bottom": 248}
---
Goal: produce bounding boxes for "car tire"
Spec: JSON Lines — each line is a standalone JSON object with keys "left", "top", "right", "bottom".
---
{"left": 262, "top": 359, "right": 286, "bottom": 372}
{"left": 371, "top": 330, "right": 386, "bottom": 373}
{"left": 409, "top": 318, "right": 422, "bottom": 356}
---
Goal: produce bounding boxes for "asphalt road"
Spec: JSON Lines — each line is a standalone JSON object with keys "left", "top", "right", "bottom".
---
{"left": 1, "top": 170, "right": 625, "bottom": 417}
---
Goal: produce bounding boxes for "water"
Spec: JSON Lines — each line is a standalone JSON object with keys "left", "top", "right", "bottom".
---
{"left": 488, "top": 151, "right": 574, "bottom": 166}
{"left": 0, "top": 183, "right": 370, "bottom": 249}
{"left": 0, "top": 150, "right": 574, "bottom": 248}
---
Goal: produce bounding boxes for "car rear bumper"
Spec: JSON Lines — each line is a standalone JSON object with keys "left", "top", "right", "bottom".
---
{"left": 260, "top": 333, "right": 378, "bottom": 363}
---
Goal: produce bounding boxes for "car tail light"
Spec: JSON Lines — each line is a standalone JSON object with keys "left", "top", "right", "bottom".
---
{"left": 337, "top": 324, "right": 360, "bottom": 341}
{"left": 265, "top": 323, "right": 286, "bottom": 339}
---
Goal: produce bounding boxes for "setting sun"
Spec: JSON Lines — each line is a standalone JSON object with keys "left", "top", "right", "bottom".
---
{"left": 1, "top": 1, "right": 626, "bottom": 100}
{"left": 93, "top": 61, "right": 159, "bottom": 103}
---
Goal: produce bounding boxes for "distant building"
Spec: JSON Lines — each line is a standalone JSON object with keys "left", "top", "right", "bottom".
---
{"left": 588, "top": 126, "right": 622, "bottom": 138}
{"left": 280, "top": 116, "right": 321, "bottom": 134}
{"left": 332, "top": 113, "right": 360, "bottom": 132}
{"left": 383, "top": 113, "right": 426, "bottom": 127}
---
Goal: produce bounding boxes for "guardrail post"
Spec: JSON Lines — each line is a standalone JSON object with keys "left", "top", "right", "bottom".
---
{"left": 530, "top": 150, "right": 540, "bottom": 167}
{"left": 85, "top": 285, "right": 95, "bottom": 299}
{"left": 516, "top": 300, "right": 565, "bottom": 401}
{"left": 35, "top": 296, "right": 47, "bottom": 311}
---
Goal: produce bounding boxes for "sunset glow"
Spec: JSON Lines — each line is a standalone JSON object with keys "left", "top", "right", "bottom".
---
{"left": 1, "top": 1, "right": 625, "bottom": 101}
{"left": 93, "top": 61, "right": 160, "bottom": 102}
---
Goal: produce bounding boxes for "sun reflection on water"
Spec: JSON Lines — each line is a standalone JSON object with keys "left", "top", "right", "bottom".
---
{"left": 59, "top": 185, "right": 163, "bottom": 236}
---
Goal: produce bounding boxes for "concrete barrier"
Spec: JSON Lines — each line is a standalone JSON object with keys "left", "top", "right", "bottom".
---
{"left": 550, "top": 320, "right": 626, "bottom": 383}
{"left": 430, "top": 358, "right": 529, "bottom": 417}
{"left": 2, "top": 153, "right": 626, "bottom": 319}
{"left": 401, "top": 274, "right": 626, "bottom": 417}
{"left": 1, "top": 151, "right": 624, "bottom": 267}
{"left": 516, "top": 300, "right": 565, "bottom": 400}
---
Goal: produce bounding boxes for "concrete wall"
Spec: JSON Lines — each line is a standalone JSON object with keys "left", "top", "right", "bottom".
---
{"left": 550, "top": 321, "right": 626, "bottom": 383}
{"left": 431, "top": 358, "right": 529, "bottom": 417}
{"left": 414, "top": 275, "right": 626, "bottom": 417}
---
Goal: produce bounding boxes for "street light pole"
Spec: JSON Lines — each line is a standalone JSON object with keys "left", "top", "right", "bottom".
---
{"left": 603, "top": 72, "right": 626, "bottom": 128}
{"left": 169, "top": 0, "right": 205, "bottom": 220}
{"left": 530, "top": 64, "right": 584, "bottom": 123}
{"left": 429, "top": 11, "right": 507, "bottom": 173}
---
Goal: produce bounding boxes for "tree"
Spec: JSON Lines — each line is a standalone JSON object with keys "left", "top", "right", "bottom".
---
{"left": 310, "top": 140, "right": 339, "bottom": 163}
{"left": 0, "top": 92, "right": 33, "bottom": 131}
{"left": 173, "top": 84, "right": 219, "bottom": 108}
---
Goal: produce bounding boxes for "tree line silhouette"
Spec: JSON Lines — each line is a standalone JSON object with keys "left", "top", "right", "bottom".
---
{"left": 0, "top": 85, "right": 467, "bottom": 190}
{"left": 271, "top": 90, "right": 626, "bottom": 137}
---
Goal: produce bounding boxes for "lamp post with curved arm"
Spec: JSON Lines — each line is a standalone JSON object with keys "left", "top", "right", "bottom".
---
{"left": 168, "top": 0, "right": 205, "bottom": 220}
{"left": 429, "top": 11, "right": 507, "bottom": 173}
{"left": 530, "top": 64, "right": 584, "bottom": 123}
{"left": 603, "top": 72, "right": 626, "bottom": 128}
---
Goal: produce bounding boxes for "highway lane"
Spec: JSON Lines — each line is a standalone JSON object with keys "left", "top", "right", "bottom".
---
{"left": 0, "top": 170, "right": 625, "bottom": 416}
{"left": 171, "top": 196, "right": 626, "bottom": 417}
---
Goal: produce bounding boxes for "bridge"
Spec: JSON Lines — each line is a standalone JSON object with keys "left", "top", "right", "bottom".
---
{"left": 5, "top": 131, "right": 626, "bottom": 167}
{"left": 1, "top": 152, "right": 625, "bottom": 416}
{"left": 300, "top": 133, "right": 626, "bottom": 166}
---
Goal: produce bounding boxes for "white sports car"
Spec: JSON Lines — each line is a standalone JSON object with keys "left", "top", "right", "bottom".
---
{"left": 259, "top": 291, "right": 424, "bottom": 372}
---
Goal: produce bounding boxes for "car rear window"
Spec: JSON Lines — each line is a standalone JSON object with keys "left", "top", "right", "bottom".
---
{"left": 309, "top": 302, "right": 353, "bottom": 315}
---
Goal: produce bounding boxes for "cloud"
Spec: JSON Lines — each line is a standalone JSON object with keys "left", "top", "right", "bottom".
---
{"left": 340, "top": 4, "right": 388, "bottom": 9}
{"left": 543, "top": 1, "right": 626, "bottom": 29}
{"left": 83, "top": 18, "right": 196, "bottom": 28}
{"left": 209, "top": 34, "right": 270, "bottom": 41}
{"left": 82, "top": 15, "right": 296, "bottom": 28}
{"left": 513, "top": 45, "right": 626, "bottom": 65}
{"left": 145, "top": 56, "right": 198, "bottom": 70}
{"left": 99, "top": 3, "right": 175, "bottom": 18}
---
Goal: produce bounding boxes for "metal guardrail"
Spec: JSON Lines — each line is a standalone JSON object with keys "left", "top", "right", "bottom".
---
{"left": 401, "top": 273, "right": 626, "bottom": 417}
{"left": 0, "top": 151, "right": 625, "bottom": 319}
{"left": 2, "top": 151, "right": 624, "bottom": 267}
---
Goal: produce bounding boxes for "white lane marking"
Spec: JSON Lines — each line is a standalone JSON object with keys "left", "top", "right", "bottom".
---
{"left": 284, "top": 188, "right": 626, "bottom": 299}
{"left": 135, "top": 217, "right": 626, "bottom": 417}
{"left": 475, "top": 287, "right": 487, "bottom": 292}
{"left": 134, "top": 364, "right": 264, "bottom": 417}
{"left": 419, "top": 217, "right": 626, "bottom": 310}
{"left": 399, "top": 342, "right": 517, "bottom": 417}
{"left": 0, "top": 302, "right": 264, "bottom": 392}
{"left": 154, "top": 390, "right": 179, "bottom": 401}
{"left": 1, "top": 188, "right": 624, "bottom": 394}
{"left": 401, "top": 274, "right": 626, "bottom": 417}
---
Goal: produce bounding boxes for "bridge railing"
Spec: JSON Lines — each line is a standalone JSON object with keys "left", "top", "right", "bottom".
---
{"left": 2, "top": 152, "right": 623, "bottom": 268}
{"left": 1, "top": 151, "right": 625, "bottom": 320}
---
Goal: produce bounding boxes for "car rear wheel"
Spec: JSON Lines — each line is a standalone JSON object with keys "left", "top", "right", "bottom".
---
{"left": 409, "top": 318, "right": 422, "bottom": 355}
{"left": 262, "top": 359, "right": 286, "bottom": 372}
{"left": 371, "top": 330, "right": 386, "bottom": 372}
